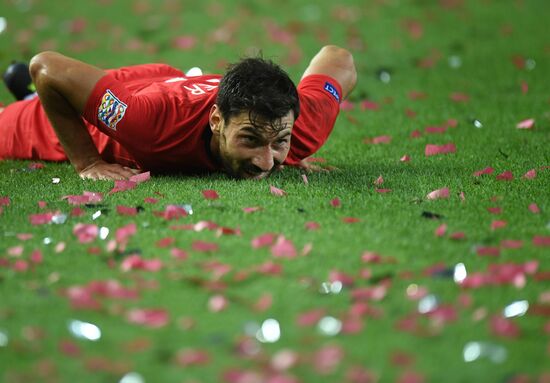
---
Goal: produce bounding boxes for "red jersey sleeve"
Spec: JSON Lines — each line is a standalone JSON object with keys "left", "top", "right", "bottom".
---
{"left": 285, "top": 74, "right": 342, "bottom": 165}
{"left": 82, "top": 73, "right": 170, "bottom": 156}
{"left": 105, "top": 63, "right": 184, "bottom": 82}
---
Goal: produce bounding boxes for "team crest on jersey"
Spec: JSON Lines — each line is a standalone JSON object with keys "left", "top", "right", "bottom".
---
{"left": 323, "top": 82, "right": 340, "bottom": 102}
{"left": 98, "top": 89, "right": 127, "bottom": 131}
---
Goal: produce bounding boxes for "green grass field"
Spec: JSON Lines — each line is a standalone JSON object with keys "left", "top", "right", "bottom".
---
{"left": 1, "top": 0, "right": 549, "bottom": 382}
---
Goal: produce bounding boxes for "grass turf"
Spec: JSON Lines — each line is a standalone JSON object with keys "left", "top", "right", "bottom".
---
{"left": 1, "top": 0, "right": 549, "bottom": 382}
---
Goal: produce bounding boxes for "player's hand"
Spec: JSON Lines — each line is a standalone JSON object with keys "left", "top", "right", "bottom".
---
{"left": 296, "top": 159, "right": 339, "bottom": 173}
{"left": 79, "top": 160, "right": 141, "bottom": 180}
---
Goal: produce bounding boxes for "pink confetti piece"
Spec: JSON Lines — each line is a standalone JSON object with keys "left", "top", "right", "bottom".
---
{"left": 38, "top": 200, "right": 47, "bottom": 208}
{"left": 405, "top": 108, "right": 417, "bottom": 118}
{"left": 491, "top": 220, "right": 507, "bottom": 230}
{"left": 208, "top": 294, "right": 228, "bottom": 312}
{"left": 301, "top": 242, "right": 313, "bottom": 256}
{"left": 271, "top": 236, "right": 297, "bottom": 258}
{"left": 174, "top": 348, "right": 210, "bottom": 366}
{"left": 144, "top": 197, "right": 158, "bottom": 204}
{"left": 254, "top": 293, "right": 273, "bottom": 312}
{"left": 434, "top": 223, "right": 447, "bottom": 237}
{"left": 329, "top": 270, "right": 355, "bottom": 286}
{"left": 516, "top": 118, "right": 535, "bottom": 129}
{"left": 270, "top": 185, "right": 287, "bottom": 196}
{"left": 28, "top": 162, "right": 45, "bottom": 169}
{"left": 339, "top": 100, "right": 355, "bottom": 111}
{"left": 408, "top": 90, "right": 427, "bottom": 100}
{"left": 450, "top": 232, "right": 466, "bottom": 240}
{"left": 500, "top": 240, "right": 523, "bottom": 249}
{"left": 313, "top": 345, "right": 344, "bottom": 375}
{"left": 487, "top": 207, "right": 502, "bottom": 215}
{"left": 0, "top": 196, "right": 10, "bottom": 206}
{"left": 410, "top": 129, "right": 422, "bottom": 138}
{"left": 156, "top": 237, "right": 175, "bottom": 248}
{"left": 528, "top": 203, "right": 540, "bottom": 214}
{"left": 400, "top": 155, "right": 411, "bottom": 162}
{"left": 375, "top": 189, "right": 392, "bottom": 194}
{"left": 424, "top": 126, "right": 447, "bottom": 134}
{"left": 301, "top": 174, "right": 309, "bottom": 185}
{"left": 129, "top": 171, "right": 150, "bottom": 184}
{"left": 115, "top": 223, "right": 137, "bottom": 244}
{"left": 121, "top": 255, "right": 163, "bottom": 272}
{"left": 202, "top": 189, "right": 219, "bottom": 200}
{"left": 8, "top": 246, "right": 24, "bottom": 257}
{"left": 30, "top": 250, "right": 43, "bottom": 264}
{"left": 449, "top": 92, "right": 469, "bottom": 102}
{"left": 473, "top": 167, "right": 494, "bottom": 177}
{"left": 63, "top": 191, "right": 103, "bottom": 205}
{"left": 425, "top": 143, "right": 456, "bottom": 156}
{"left": 496, "top": 170, "right": 514, "bottom": 181}
{"left": 533, "top": 236, "right": 550, "bottom": 247}
{"left": 256, "top": 261, "right": 283, "bottom": 275}
{"left": 126, "top": 308, "right": 169, "bottom": 328}
{"left": 172, "top": 35, "right": 197, "bottom": 50}
{"left": 116, "top": 205, "right": 138, "bottom": 216}
{"left": 71, "top": 207, "right": 85, "bottom": 217}
{"left": 446, "top": 119, "right": 458, "bottom": 128}
{"left": 171, "top": 248, "right": 189, "bottom": 260}
{"left": 374, "top": 175, "right": 384, "bottom": 185}
{"left": 29, "top": 212, "right": 55, "bottom": 225}
{"left": 330, "top": 198, "right": 341, "bottom": 207}
{"left": 523, "top": 169, "right": 536, "bottom": 179}
{"left": 490, "top": 315, "right": 520, "bottom": 338}
{"left": 59, "top": 339, "right": 81, "bottom": 357}
{"left": 109, "top": 180, "right": 137, "bottom": 194}
{"left": 252, "top": 233, "right": 276, "bottom": 248}
{"left": 520, "top": 81, "right": 528, "bottom": 94}
{"left": 242, "top": 206, "right": 263, "bottom": 213}
{"left": 365, "top": 135, "right": 392, "bottom": 144}
{"left": 192, "top": 240, "right": 219, "bottom": 252}
{"left": 73, "top": 223, "right": 99, "bottom": 244}
{"left": 297, "top": 309, "right": 327, "bottom": 326}
{"left": 155, "top": 205, "right": 189, "bottom": 220}
{"left": 305, "top": 221, "right": 320, "bottom": 231}
{"left": 16, "top": 233, "right": 33, "bottom": 241}
{"left": 426, "top": 187, "right": 450, "bottom": 200}
{"left": 360, "top": 100, "right": 379, "bottom": 110}
{"left": 13, "top": 260, "right": 29, "bottom": 272}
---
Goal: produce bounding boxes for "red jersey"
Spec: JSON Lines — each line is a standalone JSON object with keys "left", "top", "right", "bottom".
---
{"left": 0, "top": 63, "right": 342, "bottom": 173}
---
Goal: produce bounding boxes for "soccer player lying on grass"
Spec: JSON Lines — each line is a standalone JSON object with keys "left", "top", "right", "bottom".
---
{"left": 0, "top": 45, "right": 356, "bottom": 180}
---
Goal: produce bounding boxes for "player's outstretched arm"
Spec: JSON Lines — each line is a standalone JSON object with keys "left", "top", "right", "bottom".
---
{"left": 30, "top": 51, "right": 140, "bottom": 180}
{"left": 301, "top": 45, "right": 357, "bottom": 99}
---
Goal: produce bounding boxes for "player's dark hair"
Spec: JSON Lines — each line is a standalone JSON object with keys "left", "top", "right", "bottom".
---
{"left": 216, "top": 57, "right": 299, "bottom": 135}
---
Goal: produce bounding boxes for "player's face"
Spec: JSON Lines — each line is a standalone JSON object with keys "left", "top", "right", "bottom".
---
{"left": 214, "top": 110, "right": 294, "bottom": 180}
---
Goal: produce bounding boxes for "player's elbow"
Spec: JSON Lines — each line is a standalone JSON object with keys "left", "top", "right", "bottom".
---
{"left": 29, "top": 51, "right": 62, "bottom": 85}
{"left": 320, "top": 45, "right": 357, "bottom": 96}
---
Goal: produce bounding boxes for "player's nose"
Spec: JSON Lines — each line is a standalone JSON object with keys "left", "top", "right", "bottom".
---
{"left": 251, "top": 146, "right": 274, "bottom": 173}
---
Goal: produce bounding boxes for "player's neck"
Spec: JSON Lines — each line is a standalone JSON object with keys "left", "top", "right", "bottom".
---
{"left": 209, "top": 133, "right": 222, "bottom": 166}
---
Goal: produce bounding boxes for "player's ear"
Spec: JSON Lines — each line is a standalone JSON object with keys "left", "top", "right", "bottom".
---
{"left": 209, "top": 104, "right": 222, "bottom": 136}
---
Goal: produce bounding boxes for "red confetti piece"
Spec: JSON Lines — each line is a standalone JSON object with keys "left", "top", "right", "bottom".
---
{"left": 330, "top": 198, "right": 341, "bottom": 207}
{"left": 174, "top": 348, "right": 210, "bottom": 366}
{"left": 342, "top": 217, "right": 361, "bottom": 223}
{"left": 38, "top": 200, "right": 47, "bottom": 208}
{"left": 424, "top": 126, "right": 447, "bottom": 134}
{"left": 487, "top": 207, "right": 502, "bottom": 215}
{"left": 313, "top": 345, "right": 344, "bottom": 375}
{"left": 155, "top": 205, "right": 189, "bottom": 220}
{"left": 116, "top": 205, "right": 138, "bottom": 216}
{"left": 126, "top": 308, "right": 169, "bottom": 328}
{"left": 243, "top": 206, "right": 263, "bottom": 213}
{"left": 473, "top": 167, "right": 494, "bottom": 177}
{"left": 410, "top": 129, "right": 422, "bottom": 138}
{"left": 521, "top": 81, "right": 528, "bottom": 94}
{"left": 434, "top": 223, "right": 447, "bottom": 237}
{"left": 405, "top": 108, "right": 417, "bottom": 118}
{"left": 426, "top": 187, "right": 450, "bottom": 200}
{"left": 523, "top": 169, "right": 536, "bottom": 179}
{"left": 496, "top": 170, "right": 514, "bottom": 181}
{"left": 156, "top": 237, "right": 175, "bottom": 248}
{"left": 63, "top": 191, "right": 103, "bottom": 205}
{"left": 516, "top": 118, "right": 535, "bottom": 129}
{"left": 491, "top": 220, "right": 507, "bottom": 230}
{"left": 450, "top": 232, "right": 466, "bottom": 240}
{"left": 144, "top": 197, "right": 158, "bottom": 204}
{"left": 192, "top": 240, "right": 219, "bottom": 252}
{"left": 202, "top": 189, "right": 219, "bottom": 200}
{"left": 59, "top": 339, "right": 81, "bottom": 357}
{"left": 30, "top": 250, "right": 43, "bottom": 264}
{"left": 400, "top": 154, "right": 411, "bottom": 162}
{"left": 256, "top": 261, "right": 283, "bottom": 275}
{"left": 425, "top": 143, "right": 456, "bottom": 156}
{"left": 109, "top": 179, "right": 137, "bottom": 194}
{"left": 528, "top": 203, "right": 540, "bottom": 214}
{"left": 73, "top": 223, "right": 99, "bottom": 244}
{"left": 340, "top": 100, "right": 355, "bottom": 111}
{"left": 305, "top": 221, "right": 320, "bottom": 231}
{"left": 270, "top": 185, "right": 287, "bottom": 197}
{"left": 208, "top": 294, "right": 228, "bottom": 312}
{"left": 476, "top": 246, "right": 500, "bottom": 257}
{"left": 115, "top": 223, "right": 137, "bottom": 244}
{"left": 297, "top": 309, "right": 327, "bottom": 327}
{"left": 271, "top": 236, "right": 297, "bottom": 258}
{"left": 0, "top": 196, "right": 10, "bottom": 206}
{"left": 252, "top": 233, "right": 276, "bottom": 248}
{"left": 533, "top": 236, "right": 550, "bottom": 247}
{"left": 408, "top": 90, "right": 427, "bottom": 100}
{"left": 13, "top": 259, "right": 29, "bottom": 272}
{"left": 28, "top": 162, "right": 45, "bottom": 169}
{"left": 71, "top": 207, "right": 85, "bottom": 217}
{"left": 171, "top": 248, "right": 189, "bottom": 260}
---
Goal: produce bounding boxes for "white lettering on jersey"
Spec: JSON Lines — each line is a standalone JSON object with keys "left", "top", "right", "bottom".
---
{"left": 183, "top": 83, "right": 219, "bottom": 95}
{"left": 165, "top": 77, "right": 187, "bottom": 83}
